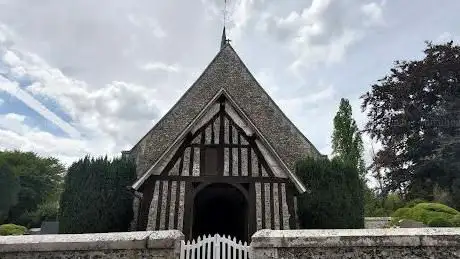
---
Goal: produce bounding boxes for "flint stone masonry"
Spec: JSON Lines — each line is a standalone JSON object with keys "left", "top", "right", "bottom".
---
{"left": 130, "top": 44, "right": 322, "bottom": 179}
{"left": 364, "top": 217, "right": 392, "bottom": 229}
{"left": 0, "top": 230, "right": 183, "bottom": 259}
{"left": 250, "top": 228, "right": 460, "bottom": 259}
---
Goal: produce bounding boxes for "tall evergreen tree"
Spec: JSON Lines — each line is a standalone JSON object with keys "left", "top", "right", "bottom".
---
{"left": 296, "top": 156, "right": 364, "bottom": 229}
{"left": 59, "top": 156, "right": 136, "bottom": 234}
{"left": 0, "top": 162, "right": 20, "bottom": 223}
{"left": 332, "top": 98, "right": 366, "bottom": 180}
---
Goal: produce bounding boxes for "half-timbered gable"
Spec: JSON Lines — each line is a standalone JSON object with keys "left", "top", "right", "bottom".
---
{"left": 128, "top": 29, "right": 322, "bottom": 242}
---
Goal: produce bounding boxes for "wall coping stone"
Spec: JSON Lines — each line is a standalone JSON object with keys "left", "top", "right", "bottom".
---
{"left": 364, "top": 217, "right": 392, "bottom": 221}
{"left": 251, "top": 228, "right": 460, "bottom": 248}
{"left": 0, "top": 230, "right": 184, "bottom": 253}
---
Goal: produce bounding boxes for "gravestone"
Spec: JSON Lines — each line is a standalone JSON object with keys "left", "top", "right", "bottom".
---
{"left": 40, "top": 221, "right": 59, "bottom": 234}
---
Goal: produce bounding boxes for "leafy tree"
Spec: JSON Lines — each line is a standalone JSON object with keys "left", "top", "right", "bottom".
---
{"left": 332, "top": 98, "right": 366, "bottom": 180}
{"left": 296, "top": 156, "right": 364, "bottom": 229}
{"left": 0, "top": 151, "right": 65, "bottom": 224}
{"left": 361, "top": 41, "right": 460, "bottom": 207}
{"left": 364, "top": 187, "right": 385, "bottom": 217}
{"left": 0, "top": 162, "right": 20, "bottom": 223}
{"left": 59, "top": 156, "right": 136, "bottom": 233}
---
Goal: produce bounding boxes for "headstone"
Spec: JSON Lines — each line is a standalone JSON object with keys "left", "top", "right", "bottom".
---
{"left": 40, "top": 221, "right": 59, "bottom": 234}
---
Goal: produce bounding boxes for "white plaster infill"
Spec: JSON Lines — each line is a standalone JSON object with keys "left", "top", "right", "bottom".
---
{"left": 0, "top": 230, "right": 184, "bottom": 253}
{"left": 251, "top": 228, "right": 460, "bottom": 248}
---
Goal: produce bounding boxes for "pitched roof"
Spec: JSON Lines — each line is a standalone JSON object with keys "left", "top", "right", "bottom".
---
{"left": 132, "top": 88, "right": 308, "bottom": 192}
{"left": 129, "top": 43, "right": 322, "bottom": 191}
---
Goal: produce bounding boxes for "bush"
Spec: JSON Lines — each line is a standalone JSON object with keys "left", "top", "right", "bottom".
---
{"left": 383, "top": 193, "right": 404, "bottom": 212}
{"left": 451, "top": 215, "right": 460, "bottom": 227}
{"left": 36, "top": 202, "right": 59, "bottom": 222}
{"left": 0, "top": 224, "right": 27, "bottom": 236}
{"left": 391, "top": 202, "right": 460, "bottom": 226}
{"left": 14, "top": 211, "right": 38, "bottom": 229}
{"left": 404, "top": 199, "right": 428, "bottom": 208}
{"left": 409, "top": 203, "right": 458, "bottom": 224}
{"left": 392, "top": 207, "right": 410, "bottom": 217}
{"left": 59, "top": 156, "right": 136, "bottom": 234}
{"left": 296, "top": 156, "right": 364, "bottom": 229}
{"left": 428, "top": 217, "right": 453, "bottom": 227}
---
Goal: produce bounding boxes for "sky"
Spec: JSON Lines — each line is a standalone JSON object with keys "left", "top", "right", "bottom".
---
{"left": 0, "top": 0, "right": 459, "bottom": 171}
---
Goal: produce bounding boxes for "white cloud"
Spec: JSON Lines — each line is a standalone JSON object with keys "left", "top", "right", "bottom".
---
{"left": 279, "top": 85, "right": 335, "bottom": 110}
{"left": 0, "top": 113, "right": 29, "bottom": 135}
{"left": 437, "top": 32, "right": 453, "bottom": 42}
{"left": 0, "top": 114, "right": 95, "bottom": 166}
{"left": 254, "top": 71, "right": 279, "bottom": 96}
{"left": 127, "top": 14, "right": 167, "bottom": 39}
{"left": 229, "top": 0, "right": 256, "bottom": 42}
{"left": 260, "top": 0, "right": 386, "bottom": 72}
{"left": 141, "top": 62, "right": 181, "bottom": 73}
{"left": 0, "top": 24, "right": 163, "bottom": 162}
{"left": 435, "top": 32, "right": 460, "bottom": 43}
{"left": 305, "top": 85, "right": 336, "bottom": 103}
{"left": 200, "top": 0, "right": 262, "bottom": 44}
{"left": 361, "top": 2, "right": 385, "bottom": 27}
{"left": 0, "top": 76, "right": 81, "bottom": 138}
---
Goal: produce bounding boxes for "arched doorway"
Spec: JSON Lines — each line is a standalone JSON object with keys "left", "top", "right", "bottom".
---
{"left": 192, "top": 183, "right": 248, "bottom": 242}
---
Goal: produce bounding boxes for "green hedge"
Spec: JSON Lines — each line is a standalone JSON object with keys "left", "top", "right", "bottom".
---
{"left": 296, "top": 157, "right": 364, "bottom": 229}
{"left": 428, "top": 217, "right": 453, "bottom": 227}
{"left": 59, "top": 156, "right": 136, "bottom": 233}
{"left": 392, "top": 202, "right": 460, "bottom": 227}
{"left": 0, "top": 224, "right": 27, "bottom": 236}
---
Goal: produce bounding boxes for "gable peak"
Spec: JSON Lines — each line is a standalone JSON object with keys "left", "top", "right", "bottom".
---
{"left": 220, "top": 27, "right": 231, "bottom": 50}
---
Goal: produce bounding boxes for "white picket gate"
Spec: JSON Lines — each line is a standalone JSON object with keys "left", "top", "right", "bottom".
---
{"left": 180, "top": 234, "right": 250, "bottom": 259}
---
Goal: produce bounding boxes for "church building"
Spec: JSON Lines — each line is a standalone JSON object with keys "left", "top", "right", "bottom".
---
{"left": 127, "top": 28, "right": 322, "bottom": 242}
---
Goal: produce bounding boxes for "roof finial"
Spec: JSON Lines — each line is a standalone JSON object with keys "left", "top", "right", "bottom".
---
{"left": 221, "top": 27, "right": 227, "bottom": 49}
{"left": 220, "top": 0, "right": 230, "bottom": 49}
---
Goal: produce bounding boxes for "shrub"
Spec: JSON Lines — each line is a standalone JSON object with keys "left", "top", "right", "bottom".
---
{"left": 428, "top": 217, "right": 453, "bottom": 227}
{"left": 383, "top": 193, "right": 404, "bottom": 212}
{"left": 59, "top": 156, "right": 136, "bottom": 233}
{"left": 296, "top": 156, "right": 364, "bottom": 229}
{"left": 0, "top": 224, "right": 27, "bottom": 236}
{"left": 404, "top": 199, "right": 428, "bottom": 208}
{"left": 392, "top": 207, "right": 410, "bottom": 218}
{"left": 450, "top": 215, "right": 460, "bottom": 227}
{"left": 36, "top": 202, "right": 59, "bottom": 222}
{"left": 391, "top": 202, "right": 459, "bottom": 226}
{"left": 14, "top": 211, "right": 38, "bottom": 229}
{"left": 15, "top": 203, "right": 60, "bottom": 229}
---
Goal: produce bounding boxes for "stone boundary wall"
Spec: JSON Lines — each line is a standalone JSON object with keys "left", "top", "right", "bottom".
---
{"left": 0, "top": 230, "right": 183, "bottom": 259}
{"left": 364, "top": 217, "right": 392, "bottom": 229}
{"left": 251, "top": 228, "right": 460, "bottom": 259}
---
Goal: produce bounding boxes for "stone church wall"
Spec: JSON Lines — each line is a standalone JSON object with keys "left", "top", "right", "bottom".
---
{"left": 1, "top": 228, "right": 458, "bottom": 259}
{"left": 0, "top": 231, "right": 183, "bottom": 259}
{"left": 250, "top": 228, "right": 460, "bottom": 259}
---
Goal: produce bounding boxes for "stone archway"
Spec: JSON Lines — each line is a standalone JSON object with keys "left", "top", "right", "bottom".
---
{"left": 191, "top": 183, "right": 248, "bottom": 242}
